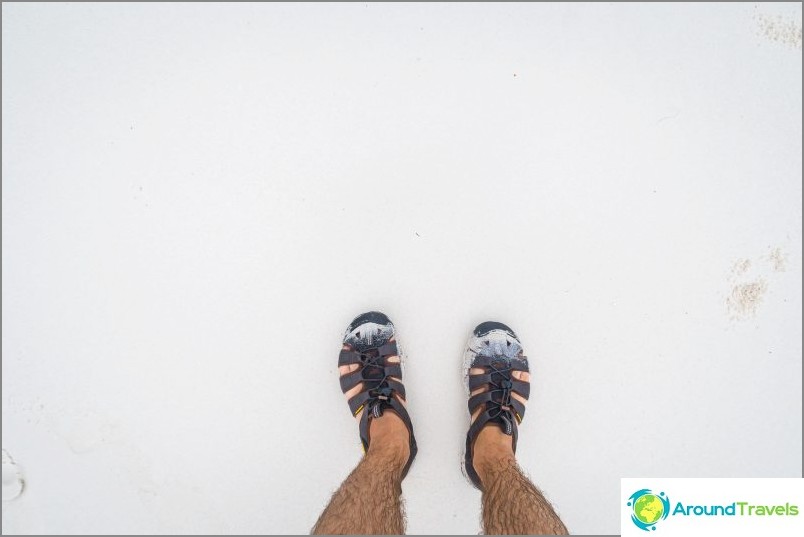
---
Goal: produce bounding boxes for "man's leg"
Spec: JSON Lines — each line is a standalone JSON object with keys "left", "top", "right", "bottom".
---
{"left": 473, "top": 421, "right": 568, "bottom": 535}
{"left": 311, "top": 414, "right": 409, "bottom": 534}
{"left": 313, "top": 313, "right": 415, "bottom": 535}
{"left": 466, "top": 322, "right": 568, "bottom": 535}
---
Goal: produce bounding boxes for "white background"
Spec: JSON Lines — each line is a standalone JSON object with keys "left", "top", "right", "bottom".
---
{"left": 2, "top": 2, "right": 801, "bottom": 534}
{"left": 621, "top": 478, "right": 804, "bottom": 536}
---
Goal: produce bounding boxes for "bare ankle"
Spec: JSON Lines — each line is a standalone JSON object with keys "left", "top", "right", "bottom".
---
{"left": 472, "top": 424, "right": 516, "bottom": 481}
{"left": 366, "top": 412, "right": 410, "bottom": 463}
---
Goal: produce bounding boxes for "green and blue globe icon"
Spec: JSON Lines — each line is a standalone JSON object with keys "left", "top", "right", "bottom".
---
{"left": 627, "top": 489, "right": 670, "bottom": 531}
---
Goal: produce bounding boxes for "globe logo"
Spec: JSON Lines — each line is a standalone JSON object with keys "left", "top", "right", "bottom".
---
{"left": 627, "top": 489, "right": 670, "bottom": 531}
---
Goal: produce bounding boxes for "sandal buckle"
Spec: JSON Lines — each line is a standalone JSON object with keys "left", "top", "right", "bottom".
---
{"left": 368, "top": 386, "right": 394, "bottom": 401}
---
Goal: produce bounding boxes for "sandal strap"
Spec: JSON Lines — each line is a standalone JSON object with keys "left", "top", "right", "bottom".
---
{"left": 357, "top": 396, "right": 418, "bottom": 478}
{"left": 468, "top": 376, "right": 530, "bottom": 399}
{"left": 347, "top": 390, "right": 372, "bottom": 416}
{"left": 347, "top": 379, "right": 406, "bottom": 414}
{"left": 468, "top": 391, "right": 527, "bottom": 421}
{"left": 465, "top": 407, "right": 520, "bottom": 489}
{"left": 338, "top": 341, "right": 398, "bottom": 365}
{"left": 339, "top": 364, "right": 404, "bottom": 393}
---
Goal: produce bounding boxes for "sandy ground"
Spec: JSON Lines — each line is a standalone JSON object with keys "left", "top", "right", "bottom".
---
{"left": 2, "top": 2, "right": 801, "bottom": 534}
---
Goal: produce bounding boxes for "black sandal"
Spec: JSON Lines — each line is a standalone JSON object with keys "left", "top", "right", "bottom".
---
{"left": 463, "top": 321, "right": 530, "bottom": 490}
{"left": 338, "top": 311, "right": 417, "bottom": 478}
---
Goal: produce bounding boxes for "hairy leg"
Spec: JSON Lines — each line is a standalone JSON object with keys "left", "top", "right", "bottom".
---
{"left": 469, "top": 359, "right": 568, "bottom": 536}
{"left": 473, "top": 425, "right": 568, "bottom": 535}
{"left": 311, "top": 413, "right": 410, "bottom": 535}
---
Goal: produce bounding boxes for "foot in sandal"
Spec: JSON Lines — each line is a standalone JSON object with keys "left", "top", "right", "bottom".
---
{"left": 463, "top": 321, "right": 531, "bottom": 490}
{"left": 337, "top": 311, "right": 417, "bottom": 477}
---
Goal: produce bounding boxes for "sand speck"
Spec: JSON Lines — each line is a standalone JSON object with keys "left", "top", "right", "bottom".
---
{"left": 755, "top": 13, "right": 802, "bottom": 49}
{"left": 767, "top": 247, "right": 786, "bottom": 272}
{"left": 727, "top": 279, "right": 768, "bottom": 319}
{"left": 731, "top": 258, "right": 752, "bottom": 277}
